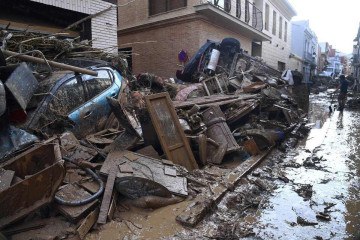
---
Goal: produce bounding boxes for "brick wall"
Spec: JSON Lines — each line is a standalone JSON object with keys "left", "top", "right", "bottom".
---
{"left": 31, "top": 0, "right": 118, "bottom": 53}
{"left": 119, "top": 18, "right": 252, "bottom": 78}
{"left": 118, "top": 0, "right": 198, "bottom": 30}
{"left": 198, "top": 21, "right": 252, "bottom": 54}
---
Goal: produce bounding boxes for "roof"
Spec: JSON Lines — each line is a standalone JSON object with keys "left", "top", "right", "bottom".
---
{"left": 270, "top": 0, "right": 297, "bottom": 20}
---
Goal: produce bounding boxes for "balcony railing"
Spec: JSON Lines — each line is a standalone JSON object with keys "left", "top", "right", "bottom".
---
{"left": 304, "top": 51, "right": 316, "bottom": 65}
{"left": 199, "top": 0, "right": 263, "bottom": 32}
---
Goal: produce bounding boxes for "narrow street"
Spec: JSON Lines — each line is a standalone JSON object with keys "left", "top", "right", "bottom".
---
{"left": 192, "top": 91, "right": 360, "bottom": 240}
{"left": 251, "top": 92, "right": 360, "bottom": 239}
{"left": 1, "top": 1, "right": 360, "bottom": 239}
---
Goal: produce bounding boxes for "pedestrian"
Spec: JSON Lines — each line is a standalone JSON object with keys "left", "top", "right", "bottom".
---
{"left": 337, "top": 75, "right": 349, "bottom": 111}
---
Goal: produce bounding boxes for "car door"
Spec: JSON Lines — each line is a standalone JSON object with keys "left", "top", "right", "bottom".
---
{"left": 40, "top": 76, "right": 86, "bottom": 135}
{"left": 68, "top": 68, "right": 121, "bottom": 138}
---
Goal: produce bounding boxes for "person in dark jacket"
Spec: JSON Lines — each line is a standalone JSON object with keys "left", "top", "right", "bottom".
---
{"left": 337, "top": 75, "right": 349, "bottom": 111}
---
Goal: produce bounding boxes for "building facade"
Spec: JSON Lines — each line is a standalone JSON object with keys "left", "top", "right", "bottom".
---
{"left": 319, "top": 42, "right": 330, "bottom": 72}
{"left": 290, "top": 20, "right": 318, "bottom": 83}
{"left": 260, "top": 0, "right": 296, "bottom": 71}
{"left": 118, "top": 0, "right": 298, "bottom": 78}
{"left": 0, "top": 0, "right": 118, "bottom": 53}
{"left": 352, "top": 24, "right": 360, "bottom": 79}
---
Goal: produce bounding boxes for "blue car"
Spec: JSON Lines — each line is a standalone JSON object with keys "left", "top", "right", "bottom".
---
{"left": 24, "top": 65, "right": 123, "bottom": 139}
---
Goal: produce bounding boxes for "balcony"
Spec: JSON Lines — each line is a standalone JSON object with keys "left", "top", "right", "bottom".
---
{"left": 304, "top": 51, "right": 316, "bottom": 65}
{"left": 194, "top": 0, "right": 270, "bottom": 41}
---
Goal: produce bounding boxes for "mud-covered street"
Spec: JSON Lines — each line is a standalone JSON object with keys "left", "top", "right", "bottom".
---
{"left": 83, "top": 92, "right": 359, "bottom": 240}
{"left": 2, "top": 1, "right": 360, "bottom": 238}
{"left": 177, "top": 91, "right": 360, "bottom": 240}
{"left": 250, "top": 92, "right": 360, "bottom": 240}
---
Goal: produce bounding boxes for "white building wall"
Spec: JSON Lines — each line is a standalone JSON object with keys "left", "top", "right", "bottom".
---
{"left": 260, "top": 0, "right": 293, "bottom": 70}
{"left": 30, "top": 0, "right": 117, "bottom": 53}
{"left": 291, "top": 23, "right": 304, "bottom": 57}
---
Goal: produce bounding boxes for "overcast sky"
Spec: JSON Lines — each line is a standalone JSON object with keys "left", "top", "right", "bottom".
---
{"left": 287, "top": 0, "right": 360, "bottom": 54}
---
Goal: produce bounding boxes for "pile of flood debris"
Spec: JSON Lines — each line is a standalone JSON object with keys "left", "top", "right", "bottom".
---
{"left": 0, "top": 36, "right": 310, "bottom": 239}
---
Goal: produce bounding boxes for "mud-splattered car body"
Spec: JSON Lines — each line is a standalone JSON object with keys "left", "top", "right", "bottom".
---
{"left": 24, "top": 65, "right": 123, "bottom": 138}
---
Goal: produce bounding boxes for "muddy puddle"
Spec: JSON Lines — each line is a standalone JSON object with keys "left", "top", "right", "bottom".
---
{"left": 248, "top": 91, "right": 360, "bottom": 240}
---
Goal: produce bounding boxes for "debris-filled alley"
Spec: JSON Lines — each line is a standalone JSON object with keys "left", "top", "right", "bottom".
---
{"left": 0, "top": 0, "right": 360, "bottom": 239}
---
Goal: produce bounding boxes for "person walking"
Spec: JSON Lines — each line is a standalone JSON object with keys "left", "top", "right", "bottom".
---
{"left": 337, "top": 75, "right": 349, "bottom": 111}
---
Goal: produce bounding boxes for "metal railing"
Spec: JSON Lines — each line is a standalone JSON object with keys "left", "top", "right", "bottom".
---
{"left": 199, "top": 0, "right": 263, "bottom": 32}
{"left": 304, "top": 51, "right": 315, "bottom": 64}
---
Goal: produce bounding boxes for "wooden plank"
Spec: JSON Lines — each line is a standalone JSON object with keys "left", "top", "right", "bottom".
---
{"left": 79, "top": 180, "right": 100, "bottom": 194}
{"left": 136, "top": 145, "right": 161, "bottom": 159}
{"left": 173, "top": 95, "right": 238, "bottom": 108}
{"left": 176, "top": 148, "right": 272, "bottom": 227}
{"left": 2, "top": 220, "right": 46, "bottom": 236}
{"left": 56, "top": 184, "right": 98, "bottom": 222}
{"left": 0, "top": 143, "right": 65, "bottom": 229}
{"left": 107, "top": 192, "right": 117, "bottom": 221}
{"left": 97, "top": 169, "right": 116, "bottom": 224}
{"left": 0, "top": 169, "right": 15, "bottom": 191}
{"left": 145, "top": 93, "right": 198, "bottom": 171}
{"left": 76, "top": 208, "right": 99, "bottom": 239}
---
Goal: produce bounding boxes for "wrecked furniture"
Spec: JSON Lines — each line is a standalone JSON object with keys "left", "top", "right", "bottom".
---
{"left": 201, "top": 75, "right": 228, "bottom": 96}
{"left": 145, "top": 93, "right": 198, "bottom": 171}
{"left": 202, "top": 105, "right": 241, "bottom": 156}
{"left": 0, "top": 143, "right": 65, "bottom": 228}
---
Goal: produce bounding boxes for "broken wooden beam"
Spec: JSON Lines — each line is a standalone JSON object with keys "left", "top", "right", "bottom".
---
{"left": 176, "top": 148, "right": 272, "bottom": 227}
{"left": 97, "top": 168, "right": 117, "bottom": 224}
{"left": 76, "top": 208, "right": 99, "bottom": 239}
{"left": 2, "top": 50, "right": 98, "bottom": 76}
{"left": 55, "top": 184, "right": 98, "bottom": 222}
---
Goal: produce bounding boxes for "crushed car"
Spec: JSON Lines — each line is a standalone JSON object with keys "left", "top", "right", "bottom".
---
{"left": 20, "top": 62, "right": 124, "bottom": 139}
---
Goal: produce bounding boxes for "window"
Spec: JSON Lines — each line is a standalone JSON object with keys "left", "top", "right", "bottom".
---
{"left": 49, "top": 78, "right": 85, "bottom": 114}
{"left": 82, "top": 70, "right": 113, "bottom": 100}
{"left": 149, "top": 0, "right": 187, "bottom": 16}
{"left": 279, "top": 16, "right": 283, "bottom": 39}
{"left": 245, "top": 0, "right": 250, "bottom": 23}
{"left": 272, "top": 10, "right": 277, "bottom": 35}
{"left": 236, "top": 0, "right": 241, "bottom": 18}
{"left": 284, "top": 21, "right": 288, "bottom": 42}
{"left": 264, "top": 3, "right": 269, "bottom": 31}
{"left": 278, "top": 61, "right": 285, "bottom": 72}
{"left": 224, "top": 0, "right": 231, "bottom": 12}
